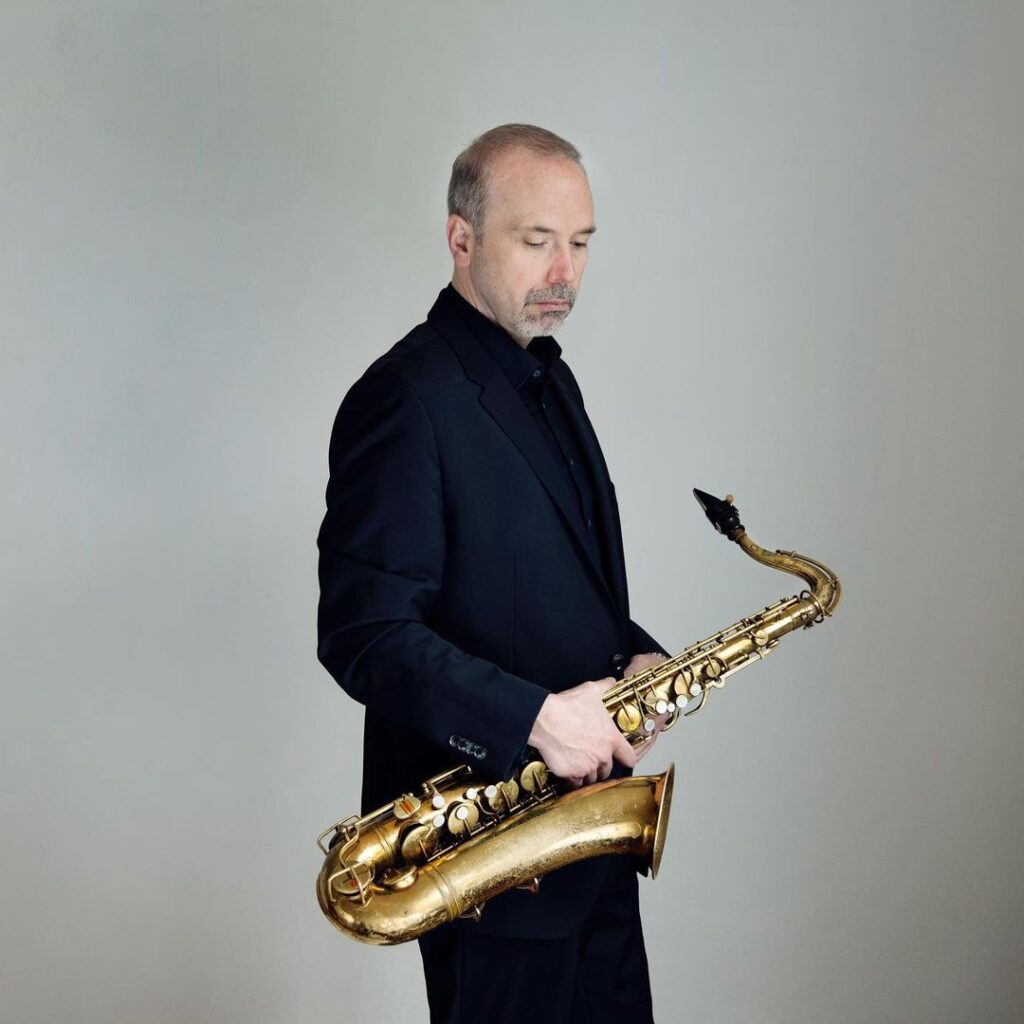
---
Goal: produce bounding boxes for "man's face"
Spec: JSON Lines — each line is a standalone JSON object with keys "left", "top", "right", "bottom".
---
{"left": 455, "top": 148, "right": 595, "bottom": 346}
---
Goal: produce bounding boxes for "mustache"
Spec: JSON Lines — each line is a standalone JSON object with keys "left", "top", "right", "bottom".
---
{"left": 525, "top": 285, "right": 575, "bottom": 307}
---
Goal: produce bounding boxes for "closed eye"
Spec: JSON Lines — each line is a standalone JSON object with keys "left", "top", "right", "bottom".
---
{"left": 524, "top": 240, "right": 589, "bottom": 250}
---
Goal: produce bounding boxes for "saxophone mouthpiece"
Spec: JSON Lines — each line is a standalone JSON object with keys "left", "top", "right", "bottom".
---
{"left": 693, "top": 488, "right": 745, "bottom": 540}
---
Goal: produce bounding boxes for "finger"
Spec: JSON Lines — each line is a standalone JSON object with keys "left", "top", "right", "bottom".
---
{"left": 598, "top": 759, "right": 612, "bottom": 781}
{"left": 584, "top": 769, "right": 598, "bottom": 786}
{"left": 612, "top": 730, "right": 637, "bottom": 769}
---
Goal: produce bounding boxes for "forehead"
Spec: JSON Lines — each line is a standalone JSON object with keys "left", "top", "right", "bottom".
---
{"left": 485, "top": 148, "right": 594, "bottom": 230}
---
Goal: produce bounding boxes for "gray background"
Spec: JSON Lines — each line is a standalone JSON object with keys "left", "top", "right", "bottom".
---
{"left": 2, "top": 2, "right": 1022, "bottom": 1022}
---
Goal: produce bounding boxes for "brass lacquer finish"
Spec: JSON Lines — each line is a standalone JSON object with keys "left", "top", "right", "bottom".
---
{"left": 318, "top": 766, "right": 673, "bottom": 945}
{"left": 315, "top": 489, "right": 840, "bottom": 945}
{"left": 604, "top": 490, "right": 841, "bottom": 737}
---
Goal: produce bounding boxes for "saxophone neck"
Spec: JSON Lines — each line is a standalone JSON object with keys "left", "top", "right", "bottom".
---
{"left": 734, "top": 532, "right": 842, "bottom": 619}
{"left": 694, "top": 488, "right": 842, "bottom": 618}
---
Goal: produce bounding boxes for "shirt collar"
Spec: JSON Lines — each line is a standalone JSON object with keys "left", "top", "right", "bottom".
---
{"left": 442, "top": 283, "right": 563, "bottom": 392}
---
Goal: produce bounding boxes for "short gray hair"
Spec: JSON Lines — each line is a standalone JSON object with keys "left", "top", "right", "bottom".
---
{"left": 447, "top": 124, "right": 583, "bottom": 241}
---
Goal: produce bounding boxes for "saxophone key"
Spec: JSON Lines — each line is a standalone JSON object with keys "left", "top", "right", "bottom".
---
{"left": 672, "top": 667, "right": 697, "bottom": 698}
{"left": 446, "top": 801, "right": 480, "bottom": 837}
{"left": 399, "top": 822, "right": 439, "bottom": 863}
{"left": 615, "top": 703, "right": 642, "bottom": 733}
{"left": 484, "top": 781, "right": 519, "bottom": 813}
{"left": 519, "top": 761, "right": 550, "bottom": 794}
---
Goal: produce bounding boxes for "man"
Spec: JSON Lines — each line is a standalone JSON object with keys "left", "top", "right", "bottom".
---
{"left": 317, "top": 124, "right": 670, "bottom": 1023}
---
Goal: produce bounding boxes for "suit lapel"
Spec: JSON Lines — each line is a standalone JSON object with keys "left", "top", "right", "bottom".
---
{"left": 549, "top": 367, "right": 629, "bottom": 616}
{"left": 477, "top": 372, "right": 610, "bottom": 597}
{"left": 429, "top": 296, "right": 620, "bottom": 614}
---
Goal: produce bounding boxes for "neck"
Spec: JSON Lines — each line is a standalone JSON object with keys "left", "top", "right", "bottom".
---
{"left": 450, "top": 273, "right": 530, "bottom": 349}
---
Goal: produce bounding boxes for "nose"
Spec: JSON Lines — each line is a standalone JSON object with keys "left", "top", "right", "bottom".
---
{"left": 547, "top": 245, "right": 577, "bottom": 285}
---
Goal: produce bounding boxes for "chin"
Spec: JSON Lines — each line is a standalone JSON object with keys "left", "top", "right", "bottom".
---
{"left": 521, "top": 313, "right": 568, "bottom": 337}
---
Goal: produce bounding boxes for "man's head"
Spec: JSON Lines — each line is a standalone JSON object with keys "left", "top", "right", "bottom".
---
{"left": 446, "top": 124, "right": 595, "bottom": 348}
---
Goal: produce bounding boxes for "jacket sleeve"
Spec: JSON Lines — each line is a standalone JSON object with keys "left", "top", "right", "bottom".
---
{"left": 316, "top": 368, "right": 549, "bottom": 781}
{"left": 628, "top": 618, "right": 671, "bottom": 660}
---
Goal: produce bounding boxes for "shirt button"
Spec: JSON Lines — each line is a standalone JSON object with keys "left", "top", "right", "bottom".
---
{"left": 532, "top": 368, "right": 542, "bottom": 378}
{"left": 609, "top": 653, "right": 627, "bottom": 673}
{"left": 569, "top": 458, "right": 574, "bottom": 465}
{"left": 586, "top": 516, "right": 593, "bottom": 527}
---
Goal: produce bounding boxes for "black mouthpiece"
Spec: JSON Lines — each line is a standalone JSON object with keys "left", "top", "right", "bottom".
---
{"left": 693, "top": 488, "right": 745, "bottom": 540}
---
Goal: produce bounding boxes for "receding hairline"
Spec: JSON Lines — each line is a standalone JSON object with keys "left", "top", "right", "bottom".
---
{"left": 480, "top": 150, "right": 595, "bottom": 238}
{"left": 483, "top": 145, "right": 590, "bottom": 191}
{"left": 447, "top": 124, "right": 586, "bottom": 238}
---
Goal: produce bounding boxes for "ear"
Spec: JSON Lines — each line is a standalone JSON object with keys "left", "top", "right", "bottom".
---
{"left": 446, "top": 213, "right": 475, "bottom": 268}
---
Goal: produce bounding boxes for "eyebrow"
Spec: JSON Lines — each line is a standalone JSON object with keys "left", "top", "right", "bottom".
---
{"left": 519, "top": 225, "right": 597, "bottom": 236}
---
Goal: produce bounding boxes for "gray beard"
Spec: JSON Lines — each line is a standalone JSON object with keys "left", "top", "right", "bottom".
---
{"left": 515, "top": 285, "right": 576, "bottom": 337}
{"left": 514, "top": 307, "right": 571, "bottom": 338}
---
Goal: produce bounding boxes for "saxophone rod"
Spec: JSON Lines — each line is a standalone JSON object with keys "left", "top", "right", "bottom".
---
{"left": 602, "top": 488, "right": 842, "bottom": 730}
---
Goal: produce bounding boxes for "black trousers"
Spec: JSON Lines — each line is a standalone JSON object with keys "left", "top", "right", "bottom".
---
{"left": 417, "top": 857, "right": 655, "bottom": 1024}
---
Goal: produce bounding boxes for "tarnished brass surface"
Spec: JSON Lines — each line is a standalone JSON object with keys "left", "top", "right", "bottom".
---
{"left": 318, "top": 767, "right": 673, "bottom": 945}
{"left": 315, "top": 491, "right": 841, "bottom": 945}
{"left": 602, "top": 524, "right": 841, "bottom": 738}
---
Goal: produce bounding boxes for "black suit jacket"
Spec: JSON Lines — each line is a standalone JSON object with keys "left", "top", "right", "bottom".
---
{"left": 317, "top": 285, "right": 668, "bottom": 937}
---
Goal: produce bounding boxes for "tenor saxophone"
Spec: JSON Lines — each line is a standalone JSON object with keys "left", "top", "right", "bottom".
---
{"left": 315, "top": 489, "right": 841, "bottom": 945}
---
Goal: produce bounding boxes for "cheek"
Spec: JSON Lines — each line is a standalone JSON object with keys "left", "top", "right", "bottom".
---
{"left": 509, "top": 267, "right": 538, "bottom": 303}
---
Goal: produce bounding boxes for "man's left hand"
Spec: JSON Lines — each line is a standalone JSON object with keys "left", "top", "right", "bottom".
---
{"left": 623, "top": 652, "right": 670, "bottom": 765}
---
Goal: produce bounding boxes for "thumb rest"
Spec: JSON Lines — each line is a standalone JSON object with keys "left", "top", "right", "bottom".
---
{"left": 316, "top": 489, "right": 842, "bottom": 944}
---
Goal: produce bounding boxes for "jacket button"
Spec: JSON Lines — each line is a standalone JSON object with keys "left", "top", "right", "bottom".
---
{"left": 609, "top": 653, "right": 627, "bottom": 673}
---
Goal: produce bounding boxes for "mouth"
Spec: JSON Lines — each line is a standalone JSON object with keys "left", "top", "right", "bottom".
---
{"left": 532, "top": 302, "right": 569, "bottom": 311}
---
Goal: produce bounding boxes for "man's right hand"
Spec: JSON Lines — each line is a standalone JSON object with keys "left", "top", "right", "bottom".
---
{"left": 527, "top": 679, "right": 636, "bottom": 787}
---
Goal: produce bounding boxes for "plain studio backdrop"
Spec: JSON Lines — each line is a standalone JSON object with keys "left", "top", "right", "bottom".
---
{"left": 2, "top": 3, "right": 1021, "bottom": 1022}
